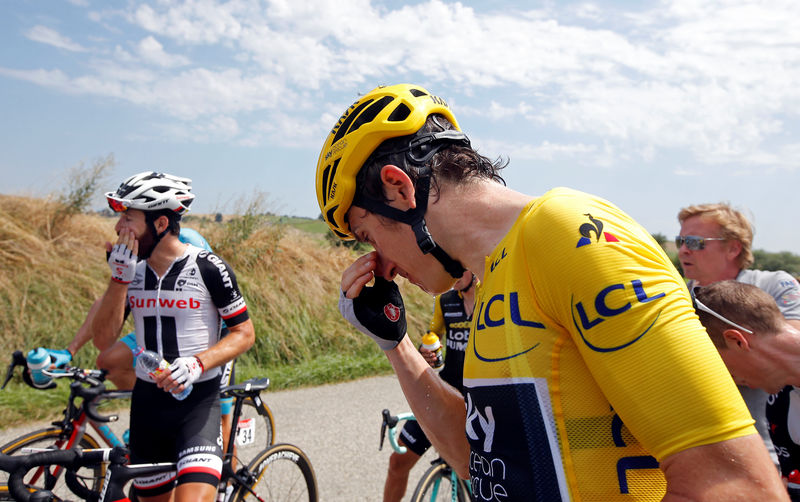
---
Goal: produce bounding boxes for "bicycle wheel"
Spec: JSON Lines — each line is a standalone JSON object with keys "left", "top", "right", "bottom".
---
{"left": 411, "top": 461, "right": 471, "bottom": 502}
{"left": 233, "top": 443, "right": 317, "bottom": 502}
{"left": 233, "top": 397, "right": 275, "bottom": 468}
{"left": 0, "top": 428, "right": 104, "bottom": 501}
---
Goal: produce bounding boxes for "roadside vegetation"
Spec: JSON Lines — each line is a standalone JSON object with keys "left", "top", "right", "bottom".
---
{"left": 0, "top": 160, "right": 432, "bottom": 427}
{"left": 3, "top": 162, "right": 798, "bottom": 428}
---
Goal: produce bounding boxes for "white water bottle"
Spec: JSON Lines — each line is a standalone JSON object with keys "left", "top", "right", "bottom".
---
{"left": 134, "top": 347, "right": 192, "bottom": 400}
{"left": 421, "top": 332, "right": 444, "bottom": 370}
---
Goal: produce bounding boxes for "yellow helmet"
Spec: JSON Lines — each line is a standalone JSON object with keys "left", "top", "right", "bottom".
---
{"left": 315, "top": 84, "right": 461, "bottom": 240}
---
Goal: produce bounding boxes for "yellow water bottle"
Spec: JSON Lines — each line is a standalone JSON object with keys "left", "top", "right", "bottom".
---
{"left": 421, "top": 332, "right": 444, "bottom": 370}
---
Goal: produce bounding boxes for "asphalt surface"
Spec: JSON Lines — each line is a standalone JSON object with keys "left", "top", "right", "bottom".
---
{"left": 0, "top": 375, "right": 440, "bottom": 502}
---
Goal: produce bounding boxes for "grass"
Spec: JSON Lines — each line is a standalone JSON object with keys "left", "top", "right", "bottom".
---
{"left": 0, "top": 188, "right": 433, "bottom": 430}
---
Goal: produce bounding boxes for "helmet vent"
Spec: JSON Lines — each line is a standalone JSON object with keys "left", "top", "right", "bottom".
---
{"left": 387, "top": 103, "right": 410, "bottom": 122}
{"left": 349, "top": 96, "right": 393, "bottom": 134}
{"left": 331, "top": 99, "right": 374, "bottom": 145}
{"left": 321, "top": 159, "right": 339, "bottom": 204}
{"left": 326, "top": 206, "right": 339, "bottom": 228}
{"left": 409, "top": 88, "right": 427, "bottom": 97}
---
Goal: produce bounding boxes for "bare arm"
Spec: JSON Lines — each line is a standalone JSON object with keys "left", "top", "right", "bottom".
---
{"left": 68, "top": 297, "right": 103, "bottom": 356}
{"left": 340, "top": 251, "right": 471, "bottom": 477}
{"left": 387, "top": 336, "right": 470, "bottom": 478}
{"left": 91, "top": 281, "right": 127, "bottom": 351}
{"left": 661, "top": 434, "right": 788, "bottom": 501}
{"left": 92, "top": 232, "right": 136, "bottom": 351}
{"left": 195, "top": 320, "right": 255, "bottom": 371}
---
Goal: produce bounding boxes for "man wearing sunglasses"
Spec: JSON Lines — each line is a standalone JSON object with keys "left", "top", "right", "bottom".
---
{"left": 678, "top": 202, "right": 800, "bottom": 466}
{"left": 91, "top": 171, "right": 255, "bottom": 502}
{"left": 694, "top": 281, "right": 800, "bottom": 501}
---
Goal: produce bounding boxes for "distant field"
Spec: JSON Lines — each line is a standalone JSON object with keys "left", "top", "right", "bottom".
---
{"left": 280, "top": 216, "right": 328, "bottom": 234}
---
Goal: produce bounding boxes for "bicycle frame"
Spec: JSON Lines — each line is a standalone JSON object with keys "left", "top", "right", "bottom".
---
{"left": 6, "top": 373, "right": 130, "bottom": 494}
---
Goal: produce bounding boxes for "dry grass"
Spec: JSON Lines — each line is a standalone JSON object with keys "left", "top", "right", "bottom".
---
{"left": 0, "top": 194, "right": 433, "bottom": 370}
{"left": 0, "top": 195, "right": 112, "bottom": 359}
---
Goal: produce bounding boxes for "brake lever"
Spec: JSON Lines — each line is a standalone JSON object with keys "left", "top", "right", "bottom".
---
{"left": 2, "top": 351, "right": 27, "bottom": 389}
{"left": 379, "top": 408, "right": 394, "bottom": 451}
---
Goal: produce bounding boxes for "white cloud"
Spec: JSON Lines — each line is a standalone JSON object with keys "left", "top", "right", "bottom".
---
{"left": 156, "top": 115, "right": 240, "bottom": 143}
{"left": 0, "top": 67, "right": 72, "bottom": 89}
{"left": 481, "top": 138, "right": 597, "bottom": 162}
{"left": 4, "top": 0, "right": 800, "bottom": 172}
{"left": 25, "top": 25, "right": 86, "bottom": 52}
{"left": 136, "top": 36, "right": 190, "bottom": 68}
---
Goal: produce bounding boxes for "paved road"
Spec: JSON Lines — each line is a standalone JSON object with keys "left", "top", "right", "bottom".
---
{"left": 0, "top": 375, "right": 441, "bottom": 502}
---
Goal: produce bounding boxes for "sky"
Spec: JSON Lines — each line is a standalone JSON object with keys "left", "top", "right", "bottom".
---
{"left": 1, "top": 0, "right": 799, "bottom": 253}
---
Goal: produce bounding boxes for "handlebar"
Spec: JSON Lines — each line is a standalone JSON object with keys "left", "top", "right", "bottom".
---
{"left": 3, "top": 351, "right": 129, "bottom": 423}
{"left": 379, "top": 409, "right": 416, "bottom": 455}
{"left": 0, "top": 447, "right": 128, "bottom": 502}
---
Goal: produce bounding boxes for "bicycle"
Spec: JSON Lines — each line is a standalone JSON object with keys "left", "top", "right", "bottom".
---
{"left": 0, "top": 350, "right": 276, "bottom": 501}
{"left": 379, "top": 409, "right": 471, "bottom": 502}
{"left": 0, "top": 422, "right": 318, "bottom": 502}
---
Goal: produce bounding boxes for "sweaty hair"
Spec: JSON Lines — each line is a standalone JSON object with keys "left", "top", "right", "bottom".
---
{"left": 694, "top": 281, "right": 783, "bottom": 348}
{"left": 355, "top": 114, "right": 507, "bottom": 204}
{"left": 677, "top": 202, "right": 754, "bottom": 269}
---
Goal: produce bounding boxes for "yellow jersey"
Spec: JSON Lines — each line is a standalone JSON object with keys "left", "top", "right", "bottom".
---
{"left": 463, "top": 187, "right": 755, "bottom": 501}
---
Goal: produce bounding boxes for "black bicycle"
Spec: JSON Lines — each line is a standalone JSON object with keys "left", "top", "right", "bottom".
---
{"left": 0, "top": 378, "right": 317, "bottom": 502}
{"left": 1, "top": 352, "right": 314, "bottom": 502}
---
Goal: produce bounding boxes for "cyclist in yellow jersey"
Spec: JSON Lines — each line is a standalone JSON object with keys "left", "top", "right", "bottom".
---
{"left": 315, "top": 84, "right": 787, "bottom": 501}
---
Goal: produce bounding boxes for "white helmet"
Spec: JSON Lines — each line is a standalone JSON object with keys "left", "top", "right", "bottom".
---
{"left": 106, "top": 171, "right": 195, "bottom": 216}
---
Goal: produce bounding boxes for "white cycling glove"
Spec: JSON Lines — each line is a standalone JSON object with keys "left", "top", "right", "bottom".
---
{"left": 169, "top": 356, "right": 204, "bottom": 389}
{"left": 108, "top": 243, "right": 137, "bottom": 284}
{"left": 339, "top": 277, "right": 407, "bottom": 351}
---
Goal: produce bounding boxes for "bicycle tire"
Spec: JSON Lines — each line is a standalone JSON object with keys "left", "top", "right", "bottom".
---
{"left": 0, "top": 428, "right": 104, "bottom": 501}
{"left": 233, "top": 397, "right": 275, "bottom": 468}
{"left": 233, "top": 443, "right": 318, "bottom": 502}
{"left": 411, "top": 461, "right": 471, "bottom": 502}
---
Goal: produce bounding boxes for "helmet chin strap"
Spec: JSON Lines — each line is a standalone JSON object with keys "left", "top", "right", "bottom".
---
{"left": 352, "top": 131, "right": 470, "bottom": 279}
{"left": 459, "top": 272, "right": 476, "bottom": 292}
{"left": 352, "top": 167, "right": 466, "bottom": 279}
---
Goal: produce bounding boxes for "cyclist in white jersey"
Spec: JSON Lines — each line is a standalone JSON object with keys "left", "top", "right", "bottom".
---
{"left": 92, "top": 172, "right": 255, "bottom": 502}
{"left": 41, "top": 228, "right": 218, "bottom": 390}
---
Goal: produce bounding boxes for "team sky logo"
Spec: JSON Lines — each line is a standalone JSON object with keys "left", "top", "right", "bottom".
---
{"left": 576, "top": 213, "right": 619, "bottom": 248}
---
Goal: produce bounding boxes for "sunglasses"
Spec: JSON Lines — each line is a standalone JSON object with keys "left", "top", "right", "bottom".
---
{"left": 675, "top": 235, "right": 726, "bottom": 250}
{"left": 106, "top": 196, "right": 130, "bottom": 213}
{"left": 692, "top": 292, "right": 753, "bottom": 334}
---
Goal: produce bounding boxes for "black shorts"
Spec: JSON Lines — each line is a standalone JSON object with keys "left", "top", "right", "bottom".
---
{"left": 129, "top": 378, "right": 223, "bottom": 496}
{"left": 399, "top": 419, "right": 432, "bottom": 457}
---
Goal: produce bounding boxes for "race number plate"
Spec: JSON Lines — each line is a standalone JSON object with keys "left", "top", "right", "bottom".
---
{"left": 236, "top": 417, "right": 256, "bottom": 446}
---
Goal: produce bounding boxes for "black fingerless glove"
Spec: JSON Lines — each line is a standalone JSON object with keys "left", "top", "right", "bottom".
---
{"left": 339, "top": 278, "right": 407, "bottom": 350}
